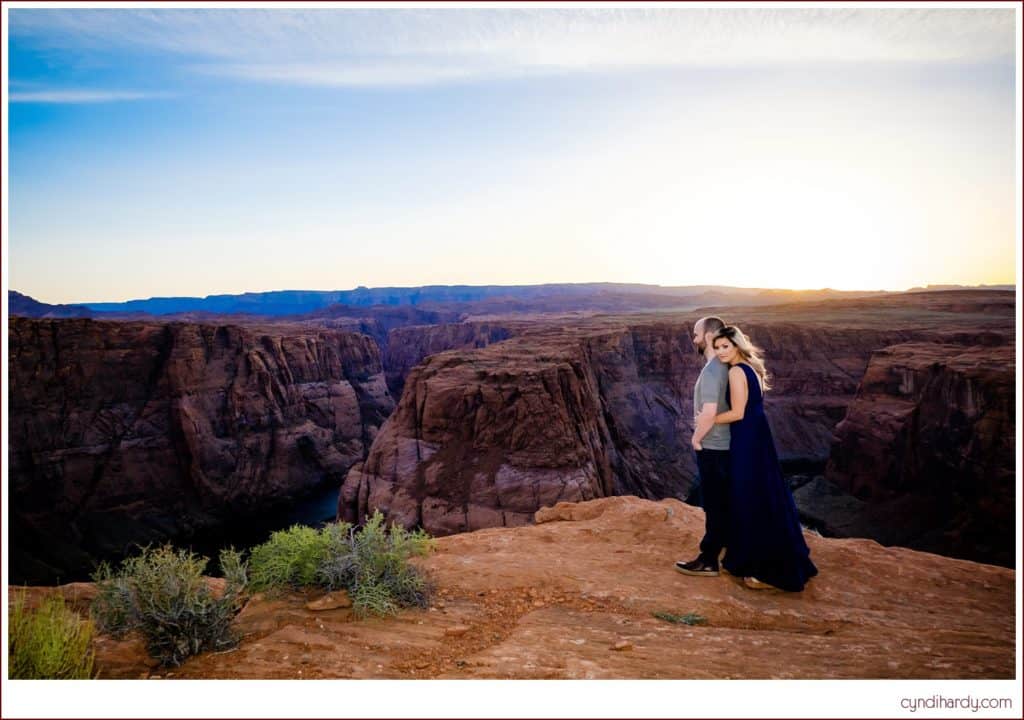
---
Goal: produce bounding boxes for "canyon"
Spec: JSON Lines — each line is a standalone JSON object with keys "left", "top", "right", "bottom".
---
{"left": 8, "top": 318, "right": 393, "bottom": 584}
{"left": 7, "top": 287, "right": 1016, "bottom": 584}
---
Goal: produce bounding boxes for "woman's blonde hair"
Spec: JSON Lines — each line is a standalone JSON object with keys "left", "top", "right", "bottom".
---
{"left": 712, "top": 325, "right": 772, "bottom": 391}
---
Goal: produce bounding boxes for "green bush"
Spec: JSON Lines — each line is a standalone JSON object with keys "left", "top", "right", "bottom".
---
{"left": 90, "top": 545, "right": 247, "bottom": 668}
{"left": 248, "top": 511, "right": 434, "bottom": 617}
{"left": 9, "top": 590, "right": 96, "bottom": 679}
{"left": 248, "top": 522, "right": 349, "bottom": 591}
{"left": 653, "top": 611, "right": 707, "bottom": 626}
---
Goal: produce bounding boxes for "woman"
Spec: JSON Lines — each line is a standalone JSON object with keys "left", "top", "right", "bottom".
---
{"left": 711, "top": 325, "right": 818, "bottom": 592}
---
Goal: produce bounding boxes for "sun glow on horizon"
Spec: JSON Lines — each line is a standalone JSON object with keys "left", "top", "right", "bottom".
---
{"left": 5, "top": 7, "right": 1017, "bottom": 305}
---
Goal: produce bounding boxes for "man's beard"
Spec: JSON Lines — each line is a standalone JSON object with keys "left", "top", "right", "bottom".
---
{"left": 694, "top": 341, "right": 705, "bottom": 357}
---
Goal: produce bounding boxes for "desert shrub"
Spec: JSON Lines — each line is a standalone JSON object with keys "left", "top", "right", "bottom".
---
{"left": 248, "top": 522, "right": 349, "bottom": 591}
{"left": 8, "top": 590, "right": 97, "bottom": 679}
{"left": 90, "top": 545, "right": 247, "bottom": 668}
{"left": 652, "top": 611, "right": 707, "bottom": 626}
{"left": 248, "top": 511, "right": 434, "bottom": 617}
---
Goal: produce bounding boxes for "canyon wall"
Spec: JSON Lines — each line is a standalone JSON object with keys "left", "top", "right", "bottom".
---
{"left": 10, "top": 292, "right": 1014, "bottom": 579}
{"left": 800, "top": 340, "right": 1016, "bottom": 566}
{"left": 339, "top": 321, "right": 917, "bottom": 535}
{"left": 8, "top": 318, "right": 394, "bottom": 583}
{"left": 382, "top": 322, "right": 516, "bottom": 396}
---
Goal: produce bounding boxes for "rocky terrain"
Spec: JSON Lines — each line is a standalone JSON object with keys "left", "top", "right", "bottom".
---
{"left": 340, "top": 321, "right": 923, "bottom": 536}
{"left": 13, "top": 497, "right": 1015, "bottom": 680}
{"left": 802, "top": 341, "right": 1015, "bottom": 566}
{"left": 7, "top": 288, "right": 1016, "bottom": 581}
{"left": 340, "top": 291, "right": 1014, "bottom": 566}
{"left": 8, "top": 317, "right": 394, "bottom": 584}
{"left": 381, "top": 321, "right": 518, "bottom": 396}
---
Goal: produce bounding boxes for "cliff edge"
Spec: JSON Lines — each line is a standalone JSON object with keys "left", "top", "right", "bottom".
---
{"left": 22, "top": 496, "right": 1014, "bottom": 680}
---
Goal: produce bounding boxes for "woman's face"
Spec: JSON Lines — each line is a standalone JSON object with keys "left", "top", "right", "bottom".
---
{"left": 713, "top": 337, "right": 739, "bottom": 365}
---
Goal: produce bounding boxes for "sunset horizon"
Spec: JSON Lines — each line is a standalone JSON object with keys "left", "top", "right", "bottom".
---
{"left": 9, "top": 278, "right": 1018, "bottom": 309}
{"left": 4, "top": 6, "right": 1018, "bottom": 306}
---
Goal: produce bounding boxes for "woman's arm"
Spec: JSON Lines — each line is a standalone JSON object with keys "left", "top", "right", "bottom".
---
{"left": 714, "top": 367, "right": 748, "bottom": 424}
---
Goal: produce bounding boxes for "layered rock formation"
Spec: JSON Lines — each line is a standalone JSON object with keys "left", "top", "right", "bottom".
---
{"left": 382, "top": 322, "right": 516, "bottom": 395}
{"left": 340, "top": 335, "right": 614, "bottom": 535}
{"left": 804, "top": 341, "right": 1016, "bottom": 566}
{"left": 8, "top": 318, "right": 394, "bottom": 584}
{"left": 298, "top": 305, "right": 464, "bottom": 352}
{"left": 339, "top": 321, "right": 916, "bottom": 535}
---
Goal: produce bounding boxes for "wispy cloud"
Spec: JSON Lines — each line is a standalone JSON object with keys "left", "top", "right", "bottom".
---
{"left": 9, "top": 89, "right": 168, "bottom": 103}
{"left": 9, "top": 8, "right": 1016, "bottom": 88}
{"left": 195, "top": 56, "right": 560, "bottom": 88}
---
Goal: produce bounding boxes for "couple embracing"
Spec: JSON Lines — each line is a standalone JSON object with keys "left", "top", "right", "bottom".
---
{"left": 676, "top": 316, "right": 818, "bottom": 592}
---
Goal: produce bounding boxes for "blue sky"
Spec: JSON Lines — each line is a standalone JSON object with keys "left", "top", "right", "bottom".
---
{"left": 5, "top": 7, "right": 1018, "bottom": 303}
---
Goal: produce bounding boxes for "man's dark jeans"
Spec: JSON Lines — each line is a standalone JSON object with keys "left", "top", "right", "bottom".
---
{"left": 694, "top": 448, "right": 731, "bottom": 566}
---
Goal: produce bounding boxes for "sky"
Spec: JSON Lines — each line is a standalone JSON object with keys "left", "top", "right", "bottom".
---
{"left": 3, "top": 5, "right": 1019, "bottom": 304}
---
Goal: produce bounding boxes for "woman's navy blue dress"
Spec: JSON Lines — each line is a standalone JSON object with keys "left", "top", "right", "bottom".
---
{"left": 722, "top": 363, "right": 818, "bottom": 591}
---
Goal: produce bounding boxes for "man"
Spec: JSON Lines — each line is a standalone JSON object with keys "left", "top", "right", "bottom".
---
{"left": 676, "top": 315, "right": 731, "bottom": 577}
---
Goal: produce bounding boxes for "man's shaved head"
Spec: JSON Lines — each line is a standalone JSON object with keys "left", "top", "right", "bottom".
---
{"left": 692, "top": 316, "right": 726, "bottom": 356}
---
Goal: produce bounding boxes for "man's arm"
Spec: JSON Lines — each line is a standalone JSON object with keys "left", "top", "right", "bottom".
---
{"left": 692, "top": 402, "right": 718, "bottom": 449}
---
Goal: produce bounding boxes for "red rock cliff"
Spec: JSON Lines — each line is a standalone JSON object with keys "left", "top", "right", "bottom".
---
{"left": 382, "top": 322, "right": 515, "bottom": 396}
{"left": 818, "top": 341, "right": 1015, "bottom": 566}
{"left": 8, "top": 318, "right": 394, "bottom": 583}
{"left": 339, "top": 320, "right": 916, "bottom": 535}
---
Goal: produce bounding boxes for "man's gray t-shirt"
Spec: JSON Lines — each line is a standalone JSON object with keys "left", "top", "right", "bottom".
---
{"left": 693, "top": 357, "right": 731, "bottom": 450}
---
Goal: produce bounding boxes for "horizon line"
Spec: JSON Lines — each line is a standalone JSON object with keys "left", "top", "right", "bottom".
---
{"left": 10, "top": 281, "right": 1017, "bottom": 308}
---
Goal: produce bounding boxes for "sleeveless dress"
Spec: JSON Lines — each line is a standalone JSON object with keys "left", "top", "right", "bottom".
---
{"left": 722, "top": 363, "right": 818, "bottom": 591}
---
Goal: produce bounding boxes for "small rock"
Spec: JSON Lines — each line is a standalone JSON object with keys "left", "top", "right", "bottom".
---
{"left": 414, "top": 661, "right": 430, "bottom": 669}
{"left": 305, "top": 591, "right": 353, "bottom": 611}
{"left": 532, "top": 600, "right": 545, "bottom": 608}
{"left": 445, "top": 625, "right": 471, "bottom": 637}
{"left": 612, "top": 640, "right": 633, "bottom": 652}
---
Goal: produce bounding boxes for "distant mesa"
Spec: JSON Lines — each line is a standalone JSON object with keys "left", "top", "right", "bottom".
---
{"left": 9, "top": 283, "right": 895, "bottom": 320}
{"left": 8, "top": 290, "right": 97, "bottom": 319}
